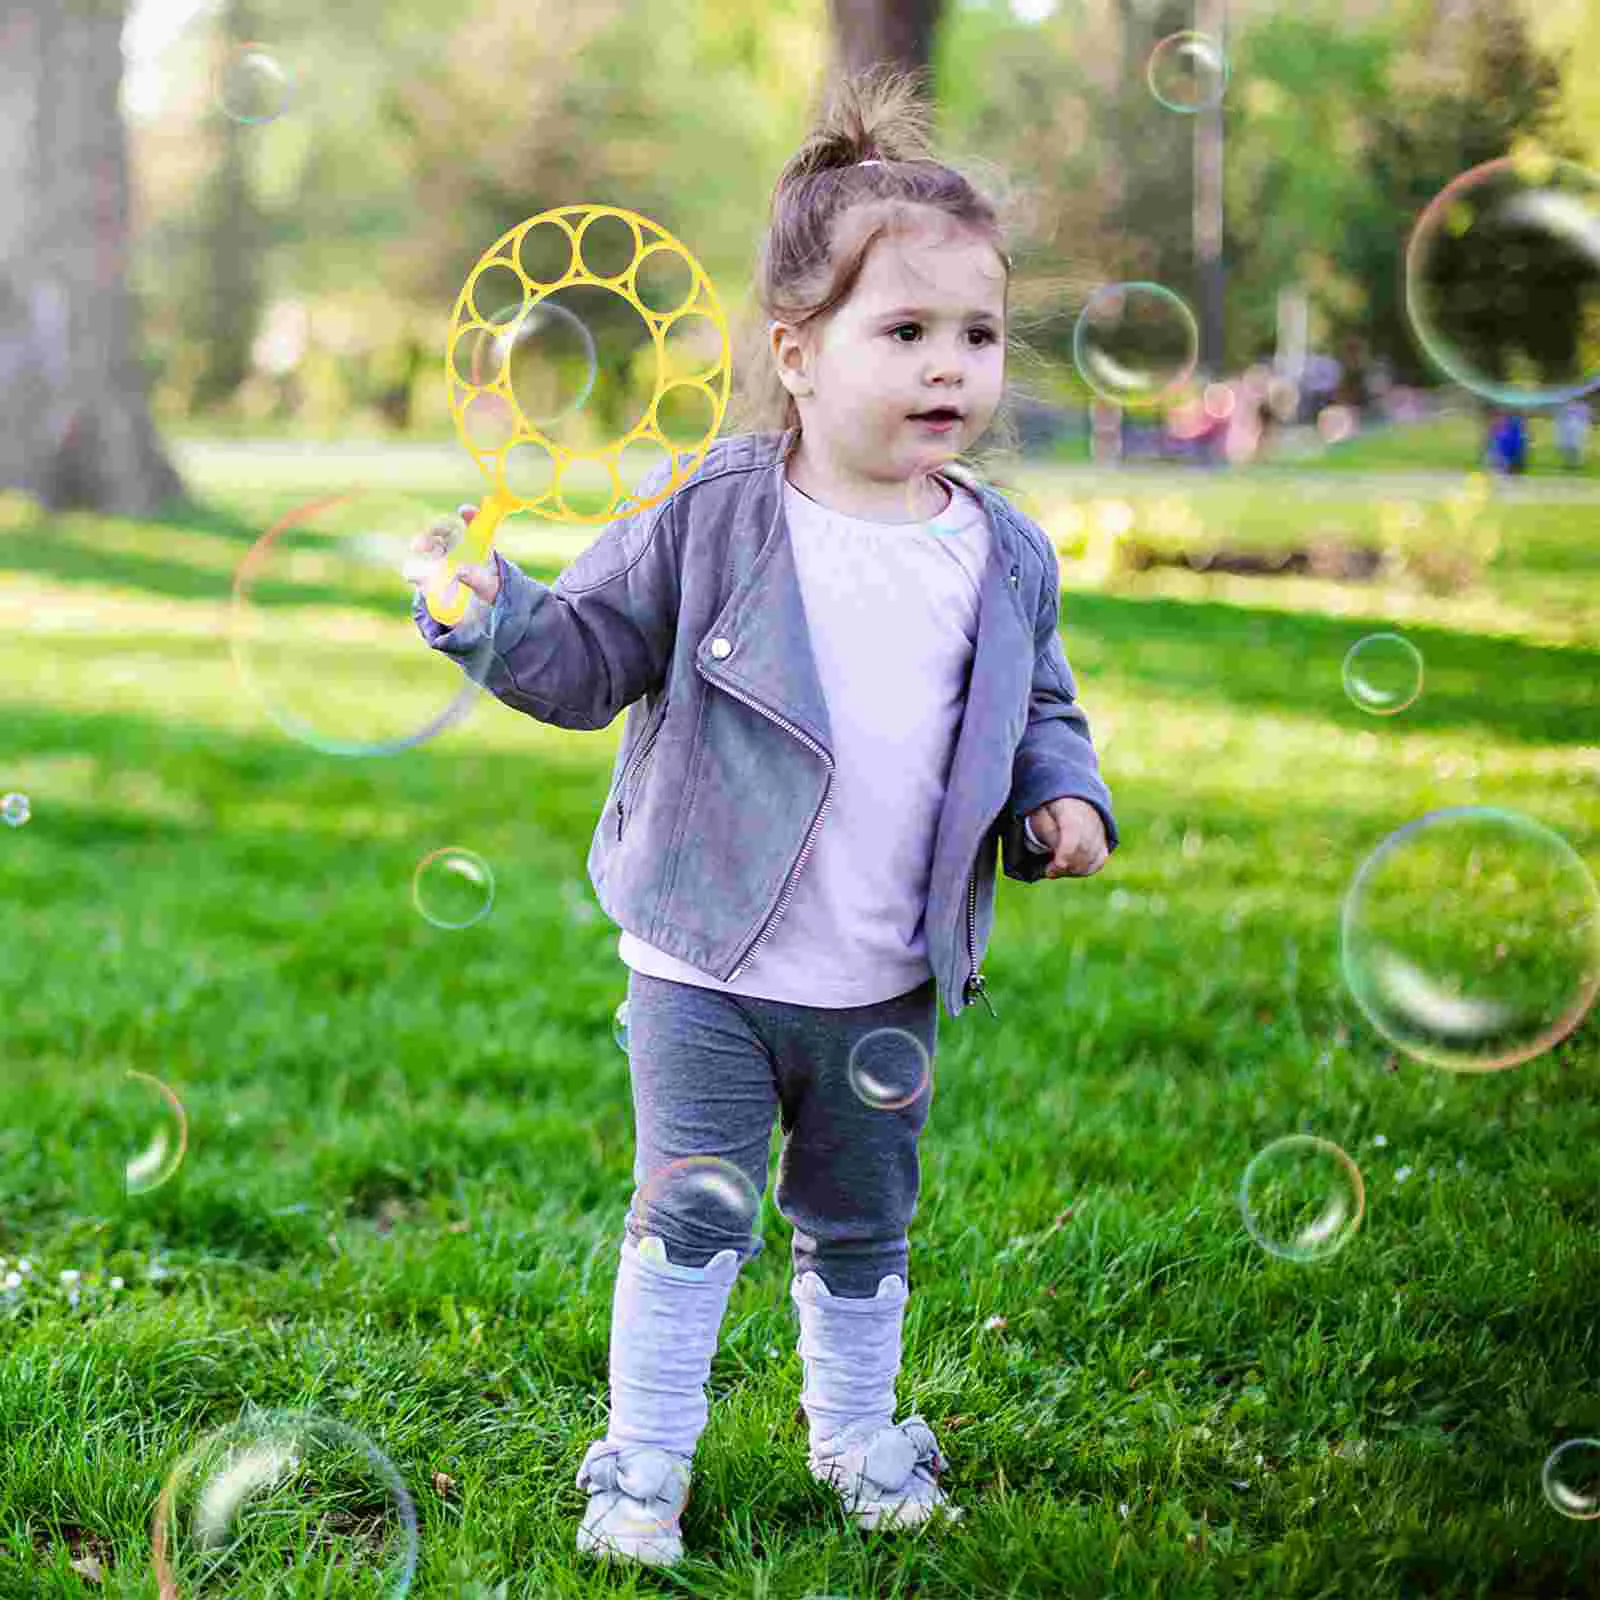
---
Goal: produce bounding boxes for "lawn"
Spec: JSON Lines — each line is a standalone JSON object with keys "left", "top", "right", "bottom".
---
{"left": 0, "top": 439, "right": 1596, "bottom": 1598}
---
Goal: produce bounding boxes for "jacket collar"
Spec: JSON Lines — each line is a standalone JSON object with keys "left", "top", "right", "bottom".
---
{"left": 696, "top": 429, "right": 1029, "bottom": 762}
{"left": 694, "top": 434, "right": 832, "bottom": 752}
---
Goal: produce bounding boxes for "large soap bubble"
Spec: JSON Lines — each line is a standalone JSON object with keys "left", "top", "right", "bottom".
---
{"left": 1405, "top": 154, "right": 1600, "bottom": 406}
{"left": 1341, "top": 806, "right": 1599, "bottom": 1072}
{"left": 231, "top": 488, "right": 494, "bottom": 758}
{"left": 152, "top": 1408, "right": 419, "bottom": 1597}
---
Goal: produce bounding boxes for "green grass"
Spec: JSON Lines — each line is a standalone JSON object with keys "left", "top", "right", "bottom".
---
{"left": 1, "top": 443, "right": 1597, "bottom": 1598}
{"left": 1274, "top": 411, "right": 1600, "bottom": 481}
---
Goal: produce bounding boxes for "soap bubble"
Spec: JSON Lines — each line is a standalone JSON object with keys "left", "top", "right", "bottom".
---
{"left": 1, "top": 792, "right": 29, "bottom": 828}
{"left": 1147, "top": 31, "right": 1229, "bottom": 114}
{"left": 1239, "top": 1135, "right": 1365, "bottom": 1263}
{"left": 846, "top": 1028, "right": 931, "bottom": 1111}
{"left": 152, "top": 1407, "right": 418, "bottom": 1598}
{"left": 215, "top": 44, "right": 293, "bottom": 125}
{"left": 70, "top": 1070, "right": 190, "bottom": 1210}
{"left": 631, "top": 1156, "right": 761, "bottom": 1246}
{"left": 1542, "top": 1438, "right": 1600, "bottom": 1520}
{"left": 1405, "top": 154, "right": 1600, "bottom": 406}
{"left": 612, "top": 999, "right": 630, "bottom": 1053}
{"left": 231, "top": 488, "right": 494, "bottom": 758}
{"left": 412, "top": 848, "right": 495, "bottom": 930}
{"left": 121, "top": 1071, "right": 189, "bottom": 1198}
{"left": 1341, "top": 806, "right": 1600, "bottom": 1072}
{"left": 1343, "top": 632, "right": 1424, "bottom": 715}
{"left": 1073, "top": 283, "right": 1199, "bottom": 406}
{"left": 453, "top": 294, "right": 598, "bottom": 434}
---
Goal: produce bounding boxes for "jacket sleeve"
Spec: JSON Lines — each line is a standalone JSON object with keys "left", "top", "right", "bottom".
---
{"left": 998, "top": 535, "right": 1120, "bottom": 883}
{"left": 413, "top": 481, "right": 680, "bottom": 732}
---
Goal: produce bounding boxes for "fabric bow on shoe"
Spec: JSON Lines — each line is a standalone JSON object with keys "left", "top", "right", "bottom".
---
{"left": 811, "top": 1414, "right": 963, "bottom": 1529}
{"left": 575, "top": 1440, "right": 691, "bottom": 1516}
{"left": 858, "top": 1416, "right": 946, "bottom": 1488}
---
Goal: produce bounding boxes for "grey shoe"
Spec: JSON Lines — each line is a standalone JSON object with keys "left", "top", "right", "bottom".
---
{"left": 575, "top": 1439, "right": 692, "bottom": 1567}
{"left": 809, "top": 1414, "right": 965, "bottom": 1531}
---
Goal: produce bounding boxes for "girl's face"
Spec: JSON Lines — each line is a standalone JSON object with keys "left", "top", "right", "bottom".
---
{"left": 772, "top": 212, "right": 1007, "bottom": 503}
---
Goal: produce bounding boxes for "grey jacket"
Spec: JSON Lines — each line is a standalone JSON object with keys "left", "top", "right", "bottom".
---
{"left": 416, "top": 428, "right": 1118, "bottom": 1022}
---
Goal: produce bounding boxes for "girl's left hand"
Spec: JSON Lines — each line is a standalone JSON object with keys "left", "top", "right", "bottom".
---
{"left": 1026, "top": 797, "right": 1109, "bottom": 879}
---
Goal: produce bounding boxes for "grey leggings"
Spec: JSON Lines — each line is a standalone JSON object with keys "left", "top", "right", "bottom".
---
{"left": 621, "top": 968, "right": 939, "bottom": 1299}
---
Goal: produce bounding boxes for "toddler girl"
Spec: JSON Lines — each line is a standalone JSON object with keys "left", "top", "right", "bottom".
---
{"left": 411, "top": 65, "right": 1117, "bottom": 1569}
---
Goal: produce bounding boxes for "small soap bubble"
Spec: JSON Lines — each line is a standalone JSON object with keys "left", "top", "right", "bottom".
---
{"left": 152, "top": 1407, "right": 419, "bottom": 1597}
{"left": 1542, "top": 1438, "right": 1600, "bottom": 1520}
{"left": 631, "top": 1156, "right": 760, "bottom": 1246}
{"left": 1147, "top": 31, "right": 1229, "bottom": 114}
{"left": 1, "top": 792, "right": 29, "bottom": 827}
{"left": 846, "top": 1028, "right": 931, "bottom": 1112}
{"left": 1341, "top": 806, "right": 1600, "bottom": 1072}
{"left": 75, "top": 1070, "right": 191, "bottom": 1209}
{"left": 121, "top": 1071, "right": 189, "bottom": 1198}
{"left": 453, "top": 294, "right": 599, "bottom": 433}
{"left": 1239, "top": 1135, "right": 1365, "bottom": 1263}
{"left": 215, "top": 44, "right": 293, "bottom": 125}
{"left": 1073, "top": 283, "right": 1199, "bottom": 406}
{"left": 412, "top": 847, "right": 495, "bottom": 930}
{"left": 1405, "top": 155, "right": 1600, "bottom": 406}
{"left": 1343, "top": 632, "right": 1424, "bottom": 715}
{"left": 612, "top": 999, "right": 630, "bottom": 1053}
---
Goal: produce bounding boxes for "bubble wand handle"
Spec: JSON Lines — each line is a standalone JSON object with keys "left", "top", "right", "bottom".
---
{"left": 423, "top": 490, "right": 514, "bottom": 626}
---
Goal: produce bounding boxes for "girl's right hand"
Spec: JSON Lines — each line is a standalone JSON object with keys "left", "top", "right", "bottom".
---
{"left": 403, "top": 503, "right": 500, "bottom": 605}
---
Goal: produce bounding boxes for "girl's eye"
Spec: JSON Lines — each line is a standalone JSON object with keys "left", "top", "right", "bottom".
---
{"left": 888, "top": 324, "right": 1000, "bottom": 345}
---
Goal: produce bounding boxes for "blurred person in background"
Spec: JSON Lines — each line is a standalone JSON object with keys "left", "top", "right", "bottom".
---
{"left": 1486, "top": 408, "right": 1528, "bottom": 476}
{"left": 1555, "top": 396, "right": 1590, "bottom": 471}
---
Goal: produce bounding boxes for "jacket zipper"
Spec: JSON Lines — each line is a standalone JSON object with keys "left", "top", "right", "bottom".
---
{"left": 614, "top": 703, "right": 668, "bottom": 840}
{"left": 964, "top": 863, "right": 998, "bottom": 1019}
{"left": 701, "top": 673, "right": 834, "bottom": 980}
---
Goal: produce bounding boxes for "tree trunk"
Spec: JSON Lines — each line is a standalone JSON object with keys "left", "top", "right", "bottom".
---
{"left": 1192, "top": 0, "right": 1227, "bottom": 376}
{"left": 828, "top": 0, "right": 944, "bottom": 80}
{"left": 0, "top": 0, "right": 183, "bottom": 516}
{"left": 187, "top": 0, "right": 267, "bottom": 415}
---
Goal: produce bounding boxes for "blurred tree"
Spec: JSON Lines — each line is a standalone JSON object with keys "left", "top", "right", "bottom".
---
{"left": 377, "top": 0, "right": 827, "bottom": 435}
{"left": 181, "top": 0, "right": 270, "bottom": 413}
{"left": 934, "top": 0, "right": 1198, "bottom": 396}
{"left": 1351, "top": 0, "right": 1570, "bottom": 387}
{"left": 829, "top": 0, "right": 943, "bottom": 79}
{"left": 1226, "top": 9, "right": 1395, "bottom": 364}
{"left": 0, "top": 0, "right": 182, "bottom": 513}
{"left": 939, "top": 0, "right": 1582, "bottom": 389}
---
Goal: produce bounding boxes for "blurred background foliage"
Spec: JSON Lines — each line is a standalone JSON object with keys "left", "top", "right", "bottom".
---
{"left": 117, "top": 0, "right": 1600, "bottom": 438}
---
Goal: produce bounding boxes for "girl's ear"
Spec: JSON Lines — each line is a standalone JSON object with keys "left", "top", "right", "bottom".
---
{"left": 770, "top": 321, "right": 814, "bottom": 398}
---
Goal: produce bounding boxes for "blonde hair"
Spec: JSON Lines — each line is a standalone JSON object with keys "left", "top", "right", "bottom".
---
{"left": 729, "top": 65, "right": 1031, "bottom": 478}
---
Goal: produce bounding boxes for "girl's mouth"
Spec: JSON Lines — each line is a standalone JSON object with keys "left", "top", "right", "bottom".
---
{"left": 909, "top": 408, "right": 962, "bottom": 431}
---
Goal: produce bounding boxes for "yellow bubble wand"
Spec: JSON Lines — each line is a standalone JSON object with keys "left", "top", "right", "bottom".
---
{"left": 424, "top": 203, "right": 733, "bottom": 626}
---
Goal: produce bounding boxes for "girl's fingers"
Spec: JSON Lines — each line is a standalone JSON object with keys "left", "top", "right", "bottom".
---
{"left": 455, "top": 561, "right": 498, "bottom": 601}
{"left": 413, "top": 512, "right": 466, "bottom": 556}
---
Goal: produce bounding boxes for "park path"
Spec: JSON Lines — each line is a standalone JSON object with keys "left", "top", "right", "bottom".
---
{"left": 169, "top": 438, "right": 1600, "bottom": 506}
